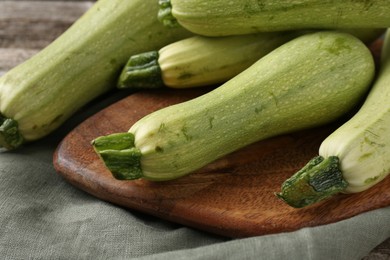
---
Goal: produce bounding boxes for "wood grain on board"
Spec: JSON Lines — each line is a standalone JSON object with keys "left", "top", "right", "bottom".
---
{"left": 53, "top": 88, "right": 390, "bottom": 238}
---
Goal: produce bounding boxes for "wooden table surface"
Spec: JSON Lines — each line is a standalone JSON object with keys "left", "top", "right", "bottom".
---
{"left": 0, "top": 1, "right": 389, "bottom": 258}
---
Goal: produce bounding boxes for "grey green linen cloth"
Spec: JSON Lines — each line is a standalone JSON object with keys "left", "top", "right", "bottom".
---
{"left": 1, "top": 92, "right": 389, "bottom": 260}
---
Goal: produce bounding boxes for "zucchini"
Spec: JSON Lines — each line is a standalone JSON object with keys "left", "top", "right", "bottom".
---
{"left": 277, "top": 30, "right": 390, "bottom": 208}
{"left": 0, "top": 0, "right": 191, "bottom": 150}
{"left": 92, "top": 31, "right": 374, "bottom": 181}
{"left": 158, "top": 0, "right": 390, "bottom": 36}
{"left": 117, "top": 32, "right": 297, "bottom": 89}
{"left": 117, "top": 29, "right": 384, "bottom": 89}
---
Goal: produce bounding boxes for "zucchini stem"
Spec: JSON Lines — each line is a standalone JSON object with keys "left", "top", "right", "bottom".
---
{"left": 117, "top": 51, "right": 164, "bottom": 89}
{"left": 158, "top": 0, "right": 179, "bottom": 28}
{"left": 0, "top": 114, "right": 24, "bottom": 150}
{"left": 91, "top": 132, "right": 143, "bottom": 180}
{"left": 276, "top": 156, "right": 348, "bottom": 208}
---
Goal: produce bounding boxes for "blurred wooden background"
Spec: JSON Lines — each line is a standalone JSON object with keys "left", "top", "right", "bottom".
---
{"left": 0, "top": 0, "right": 93, "bottom": 76}
{"left": 0, "top": 1, "right": 388, "bottom": 259}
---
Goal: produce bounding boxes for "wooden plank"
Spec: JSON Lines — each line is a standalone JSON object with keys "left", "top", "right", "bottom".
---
{"left": 0, "top": 1, "right": 93, "bottom": 75}
{"left": 0, "top": 48, "right": 37, "bottom": 75}
{"left": 0, "top": 1, "right": 93, "bottom": 49}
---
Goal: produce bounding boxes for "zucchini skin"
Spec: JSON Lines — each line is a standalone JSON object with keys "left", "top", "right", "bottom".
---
{"left": 164, "top": 0, "right": 390, "bottom": 36}
{"left": 320, "top": 31, "right": 390, "bottom": 193}
{"left": 159, "top": 33, "right": 291, "bottom": 88}
{"left": 117, "top": 29, "right": 383, "bottom": 89}
{"left": 93, "top": 31, "right": 375, "bottom": 181}
{"left": 118, "top": 32, "right": 297, "bottom": 89}
{"left": 0, "top": 0, "right": 191, "bottom": 148}
{"left": 277, "top": 30, "right": 390, "bottom": 208}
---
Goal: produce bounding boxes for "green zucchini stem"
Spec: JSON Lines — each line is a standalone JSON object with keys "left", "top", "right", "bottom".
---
{"left": 0, "top": 114, "right": 24, "bottom": 150}
{"left": 276, "top": 156, "right": 348, "bottom": 208}
{"left": 158, "top": 0, "right": 179, "bottom": 28}
{"left": 117, "top": 51, "right": 164, "bottom": 89}
{"left": 91, "top": 132, "right": 143, "bottom": 180}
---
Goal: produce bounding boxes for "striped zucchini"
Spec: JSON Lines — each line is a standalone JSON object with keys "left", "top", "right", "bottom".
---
{"left": 158, "top": 0, "right": 390, "bottom": 36}
{"left": 277, "top": 29, "right": 390, "bottom": 208}
{"left": 0, "top": 0, "right": 191, "bottom": 150}
{"left": 92, "top": 31, "right": 374, "bottom": 181}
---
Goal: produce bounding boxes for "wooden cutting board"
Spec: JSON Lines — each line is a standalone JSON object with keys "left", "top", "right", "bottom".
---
{"left": 53, "top": 86, "right": 390, "bottom": 238}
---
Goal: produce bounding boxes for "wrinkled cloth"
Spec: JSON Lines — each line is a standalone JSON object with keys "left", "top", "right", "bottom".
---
{"left": 1, "top": 92, "right": 389, "bottom": 260}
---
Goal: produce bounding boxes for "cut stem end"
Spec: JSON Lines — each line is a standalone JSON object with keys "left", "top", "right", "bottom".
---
{"left": 117, "top": 51, "right": 164, "bottom": 89}
{"left": 276, "top": 156, "right": 348, "bottom": 208}
{"left": 158, "top": 0, "right": 179, "bottom": 28}
{"left": 92, "top": 132, "right": 143, "bottom": 180}
{"left": 0, "top": 114, "right": 24, "bottom": 150}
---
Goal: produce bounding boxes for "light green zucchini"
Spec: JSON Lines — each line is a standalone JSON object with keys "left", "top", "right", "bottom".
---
{"left": 158, "top": 0, "right": 390, "bottom": 36}
{"left": 277, "top": 29, "right": 390, "bottom": 208}
{"left": 117, "top": 29, "right": 384, "bottom": 89}
{"left": 0, "top": 0, "right": 191, "bottom": 150}
{"left": 117, "top": 32, "right": 297, "bottom": 89}
{"left": 92, "top": 31, "right": 374, "bottom": 181}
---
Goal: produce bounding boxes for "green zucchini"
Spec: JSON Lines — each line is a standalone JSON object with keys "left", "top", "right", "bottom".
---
{"left": 117, "top": 29, "right": 383, "bottom": 89}
{"left": 277, "top": 29, "right": 390, "bottom": 208}
{"left": 0, "top": 0, "right": 191, "bottom": 150}
{"left": 117, "top": 32, "right": 297, "bottom": 89}
{"left": 159, "top": 0, "right": 390, "bottom": 36}
{"left": 92, "top": 31, "right": 374, "bottom": 181}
